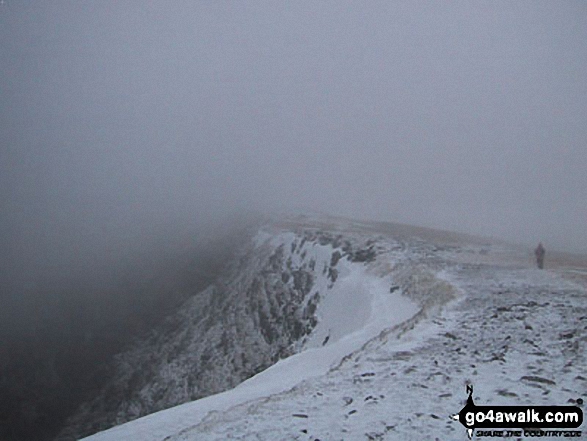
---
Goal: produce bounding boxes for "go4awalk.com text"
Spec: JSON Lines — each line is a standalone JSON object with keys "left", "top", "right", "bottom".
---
{"left": 451, "top": 385, "right": 583, "bottom": 439}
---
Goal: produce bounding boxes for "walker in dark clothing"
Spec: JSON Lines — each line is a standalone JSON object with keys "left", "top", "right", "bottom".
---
{"left": 535, "top": 243, "right": 545, "bottom": 269}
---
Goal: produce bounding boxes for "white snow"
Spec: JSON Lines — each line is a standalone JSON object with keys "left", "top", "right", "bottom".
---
{"left": 82, "top": 232, "right": 419, "bottom": 441}
{"left": 303, "top": 259, "right": 417, "bottom": 349}
{"left": 82, "top": 227, "right": 587, "bottom": 441}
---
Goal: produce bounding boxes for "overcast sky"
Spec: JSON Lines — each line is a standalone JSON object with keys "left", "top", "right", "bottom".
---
{"left": 1, "top": 1, "right": 586, "bottom": 287}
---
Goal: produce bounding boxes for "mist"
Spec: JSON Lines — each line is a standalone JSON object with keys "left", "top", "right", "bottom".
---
{"left": 1, "top": 2, "right": 586, "bottom": 439}
{"left": 2, "top": 0, "right": 587, "bottom": 288}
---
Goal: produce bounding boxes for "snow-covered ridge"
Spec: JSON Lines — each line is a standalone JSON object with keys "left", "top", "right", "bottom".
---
{"left": 75, "top": 218, "right": 586, "bottom": 441}
{"left": 76, "top": 220, "right": 466, "bottom": 440}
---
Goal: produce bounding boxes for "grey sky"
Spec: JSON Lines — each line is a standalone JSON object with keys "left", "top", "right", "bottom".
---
{"left": 1, "top": 1, "right": 586, "bottom": 286}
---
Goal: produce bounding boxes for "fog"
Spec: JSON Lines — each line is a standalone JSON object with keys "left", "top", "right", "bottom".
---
{"left": 1, "top": 2, "right": 586, "bottom": 439}
{"left": 0, "top": 0, "right": 587, "bottom": 294}
{"left": 2, "top": 0, "right": 587, "bottom": 292}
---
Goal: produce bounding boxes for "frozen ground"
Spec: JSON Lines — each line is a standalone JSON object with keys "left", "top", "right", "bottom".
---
{"left": 83, "top": 224, "right": 587, "bottom": 441}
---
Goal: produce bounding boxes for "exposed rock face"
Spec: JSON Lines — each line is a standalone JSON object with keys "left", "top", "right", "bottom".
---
{"left": 57, "top": 225, "right": 382, "bottom": 440}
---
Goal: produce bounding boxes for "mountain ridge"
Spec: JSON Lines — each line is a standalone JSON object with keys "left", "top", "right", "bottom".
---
{"left": 62, "top": 216, "right": 428, "bottom": 439}
{"left": 59, "top": 215, "right": 586, "bottom": 440}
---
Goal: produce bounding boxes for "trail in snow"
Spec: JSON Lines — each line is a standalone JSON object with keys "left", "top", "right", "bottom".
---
{"left": 82, "top": 230, "right": 587, "bottom": 441}
{"left": 172, "top": 259, "right": 587, "bottom": 440}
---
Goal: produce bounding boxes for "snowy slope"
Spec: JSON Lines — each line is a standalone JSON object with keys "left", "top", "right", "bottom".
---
{"left": 64, "top": 217, "right": 420, "bottom": 439}
{"left": 80, "top": 217, "right": 587, "bottom": 441}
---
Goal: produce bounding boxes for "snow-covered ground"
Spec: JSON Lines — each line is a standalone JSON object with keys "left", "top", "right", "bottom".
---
{"left": 82, "top": 223, "right": 586, "bottom": 441}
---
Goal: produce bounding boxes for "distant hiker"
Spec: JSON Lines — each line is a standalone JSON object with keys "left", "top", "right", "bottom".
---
{"left": 535, "top": 242, "right": 545, "bottom": 269}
